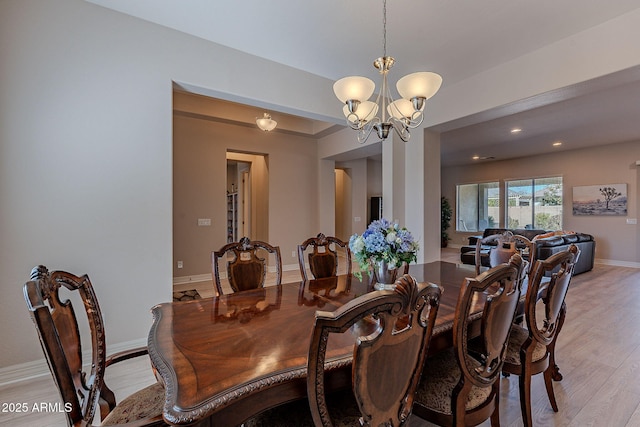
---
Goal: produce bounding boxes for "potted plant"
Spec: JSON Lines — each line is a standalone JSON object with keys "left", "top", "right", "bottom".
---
{"left": 441, "top": 196, "right": 452, "bottom": 248}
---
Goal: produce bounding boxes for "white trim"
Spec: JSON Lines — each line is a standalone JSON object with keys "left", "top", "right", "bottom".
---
{"left": 279, "top": 263, "right": 300, "bottom": 272}
{"left": 174, "top": 267, "right": 300, "bottom": 283}
{"left": 0, "top": 338, "right": 147, "bottom": 387}
{"left": 595, "top": 258, "right": 640, "bottom": 269}
{"left": 173, "top": 273, "right": 214, "bottom": 285}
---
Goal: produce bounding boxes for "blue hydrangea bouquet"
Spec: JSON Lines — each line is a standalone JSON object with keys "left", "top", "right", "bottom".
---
{"left": 348, "top": 218, "right": 419, "bottom": 280}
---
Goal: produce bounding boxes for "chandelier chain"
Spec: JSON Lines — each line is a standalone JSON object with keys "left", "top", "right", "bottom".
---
{"left": 382, "top": 0, "right": 387, "bottom": 57}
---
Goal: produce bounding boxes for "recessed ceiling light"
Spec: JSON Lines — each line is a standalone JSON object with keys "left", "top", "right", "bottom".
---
{"left": 552, "top": 141, "right": 563, "bottom": 146}
{"left": 510, "top": 128, "right": 522, "bottom": 134}
{"left": 472, "top": 155, "right": 480, "bottom": 160}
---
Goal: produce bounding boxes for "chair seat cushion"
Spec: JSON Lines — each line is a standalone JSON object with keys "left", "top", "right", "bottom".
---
{"left": 414, "top": 348, "right": 492, "bottom": 415}
{"left": 101, "top": 382, "right": 164, "bottom": 425}
{"left": 504, "top": 324, "right": 547, "bottom": 365}
{"left": 243, "top": 389, "right": 362, "bottom": 427}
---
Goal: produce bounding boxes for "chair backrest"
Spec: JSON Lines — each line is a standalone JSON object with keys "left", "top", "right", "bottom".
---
{"left": 212, "top": 236, "right": 282, "bottom": 295}
{"left": 307, "top": 275, "right": 442, "bottom": 427}
{"left": 512, "top": 234, "right": 536, "bottom": 276}
{"left": 297, "top": 233, "right": 352, "bottom": 281}
{"left": 475, "top": 231, "right": 517, "bottom": 274}
{"left": 525, "top": 244, "right": 580, "bottom": 346}
{"left": 23, "top": 265, "right": 110, "bottom": 426}
{"left": 455, "top": 254, "right": 525, "bottom": 390}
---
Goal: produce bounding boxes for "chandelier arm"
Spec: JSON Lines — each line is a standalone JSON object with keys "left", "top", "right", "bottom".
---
{"left": 404, "top": 110, "right": 425, "bottom": 129}
{"left": 357, "top": 120, "right": 377, "bottom": 144}
{"left": 390, "top": 119, "right": 411, "bottom": 142}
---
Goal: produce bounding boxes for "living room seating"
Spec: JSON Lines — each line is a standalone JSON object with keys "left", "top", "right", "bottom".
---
{"left": 502, "top": 245, "right": 581, "bottom": 427}
{"left": 461, "top": 228, "right": 594, "bottom": 275}
{"left": 212, "top": 236, "right": 282, "bottom": 295}
{"left": 244, "top": 275, "right": 442, "bottom": 426}
{"left": 297, "top": 233, "right": 351, "bottom": 281}
{"left": 413, "top": 254, "right": 526, "bottom": 427}
{"left": 23, "top": 265, "right": 165, "bottom": 426}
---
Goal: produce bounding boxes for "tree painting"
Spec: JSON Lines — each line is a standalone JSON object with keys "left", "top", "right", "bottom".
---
{"left": 573, "top": 184, "right": 627, "bottom": 216}
{"left": 599, "top": 186, "right": 622, "bottom": 210}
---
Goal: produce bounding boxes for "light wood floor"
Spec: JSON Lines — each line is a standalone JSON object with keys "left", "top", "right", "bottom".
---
{"left": 3, "top": 248, "right": 640, "bottom": 426}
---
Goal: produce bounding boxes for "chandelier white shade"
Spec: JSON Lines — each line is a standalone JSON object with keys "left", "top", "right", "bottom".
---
{"left": 396, "top": 72, "right": 442, "bottom": 101}
{"left": 333, "top": 77, "right": 375, "bottom": 104}
{"left": 256, "top": 113, "right": 277, "bottom": 131}
{"left": 343, "top": 101, "right": 378, "bottom": 124}
{"left": 333, "top": 0, "right": 442, "bottom": 144}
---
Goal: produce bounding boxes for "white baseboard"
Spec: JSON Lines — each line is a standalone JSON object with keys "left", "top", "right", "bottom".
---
{"left": 0, "top": 338, "right": 147, "bottom": 387}
{"left": 280, "top": 263, "right": 300, "bottom": 272}
{"left": 595, "top": 258, "right": 640, "bottom": 269}
{"left": 175, "top": 265, "right": 300, "bottom": 284}
{"left": 173, "top": 273, "right": 213, "bottom": 285}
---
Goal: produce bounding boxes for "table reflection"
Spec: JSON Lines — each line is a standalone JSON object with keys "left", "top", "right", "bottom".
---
{"left": 212, "top": 286, "right": 282, "bottom": 323}
{"left": 298, "top": 275, "right": 352, "bottom": 307}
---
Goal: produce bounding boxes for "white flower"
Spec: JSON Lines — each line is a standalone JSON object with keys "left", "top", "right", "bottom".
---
{"left": 386, "top": 231, "right": 397, "bottom": 244}
{"left": 352, "top": 235, "right": 365, "bottom": 253}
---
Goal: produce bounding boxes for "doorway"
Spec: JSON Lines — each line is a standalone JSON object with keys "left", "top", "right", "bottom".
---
{"left": 334, "top": 168, "right": 352, "bottom": 242}
{"left": 226, "top": 151, "right": 269, "bottom": 243}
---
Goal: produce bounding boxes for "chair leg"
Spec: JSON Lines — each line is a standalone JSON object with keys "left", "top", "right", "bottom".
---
{"left": 543, "top": 365, "right": 559, "bottom": 412}
{"left": 549, "top": 304, "right": 567, "bottom": 382}
{"left": 518, "top": 362, "right": 533, "bottom": 427}
{"left": 490, "top": 381, "right": 501, "bottom": 427}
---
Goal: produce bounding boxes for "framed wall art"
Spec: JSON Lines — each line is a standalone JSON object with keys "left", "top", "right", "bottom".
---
{"left": 572, "top": 183, "right": 627, "bottom": 216}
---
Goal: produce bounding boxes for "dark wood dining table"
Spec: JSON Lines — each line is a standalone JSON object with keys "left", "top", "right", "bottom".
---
{"left": 148, "top": 261, "right": 483, "bottom": 426}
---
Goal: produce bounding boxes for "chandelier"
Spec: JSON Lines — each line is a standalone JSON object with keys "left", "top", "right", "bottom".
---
{"left": 256, "top": 113, "right": 277, "bottom": 131}
{"left": 333, "top": 0, "right": 442, "bottom": 143}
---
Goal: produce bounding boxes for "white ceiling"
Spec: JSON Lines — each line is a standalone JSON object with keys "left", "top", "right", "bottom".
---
{"left": 89, "top": 0, "right": 640, "bottom": 166}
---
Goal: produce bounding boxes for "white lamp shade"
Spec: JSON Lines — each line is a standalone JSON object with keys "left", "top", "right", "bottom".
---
{"left": 333, "top": 76, "right": 375, "bottom": 103}
{"left": 387, "top": 98, "right": 419, "bottom": 120}
{"left": 343, "top": 101, "right": 378, "bottom": 123}
{"left": 256, "top": 113, "right": 277, "bottom": 131}
{"left": 396, "top": 71, "right": 442, "bottom": 100}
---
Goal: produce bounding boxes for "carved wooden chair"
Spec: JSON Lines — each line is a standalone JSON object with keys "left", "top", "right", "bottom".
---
{"left": 212, "top": 236, "right": 282, "bottom": 296}
{"left": 297, "top": 233, "right": 352, "bottom": 281}
{"left": 512, "top": 234, "right": 536, "bottom": 277}
{"left": 474, "top": 231, "right": 517, "bottom": 275}
{"left": 244, "top": 274, "right": 442, "bottom": 426}
{"left": 23, "top": 265, "right": 166, "bottom": 426}
{"left": 502, "top": 244, "right": 580, "bottom": 427}
{"left": 413, "top": 254, "right": 526, "bottom": 427}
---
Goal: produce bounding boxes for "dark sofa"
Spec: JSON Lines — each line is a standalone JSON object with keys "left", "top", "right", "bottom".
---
{"left": 460, "top": 228, "right": 595, "bottom": 275}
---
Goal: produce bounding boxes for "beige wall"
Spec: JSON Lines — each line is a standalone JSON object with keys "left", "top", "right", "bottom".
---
{"left": 442, "top": 140, "right": 640, "bottom": 264}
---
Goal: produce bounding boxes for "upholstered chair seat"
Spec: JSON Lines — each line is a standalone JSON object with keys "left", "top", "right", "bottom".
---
{"left": 101, "top": 382, "right": 165, "bottom": 424}
{"left": 415, "top": 348, "right": 492, "bottom": 416}
{"left": 504, "top": 325, "right": 547, "bottom": 366}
